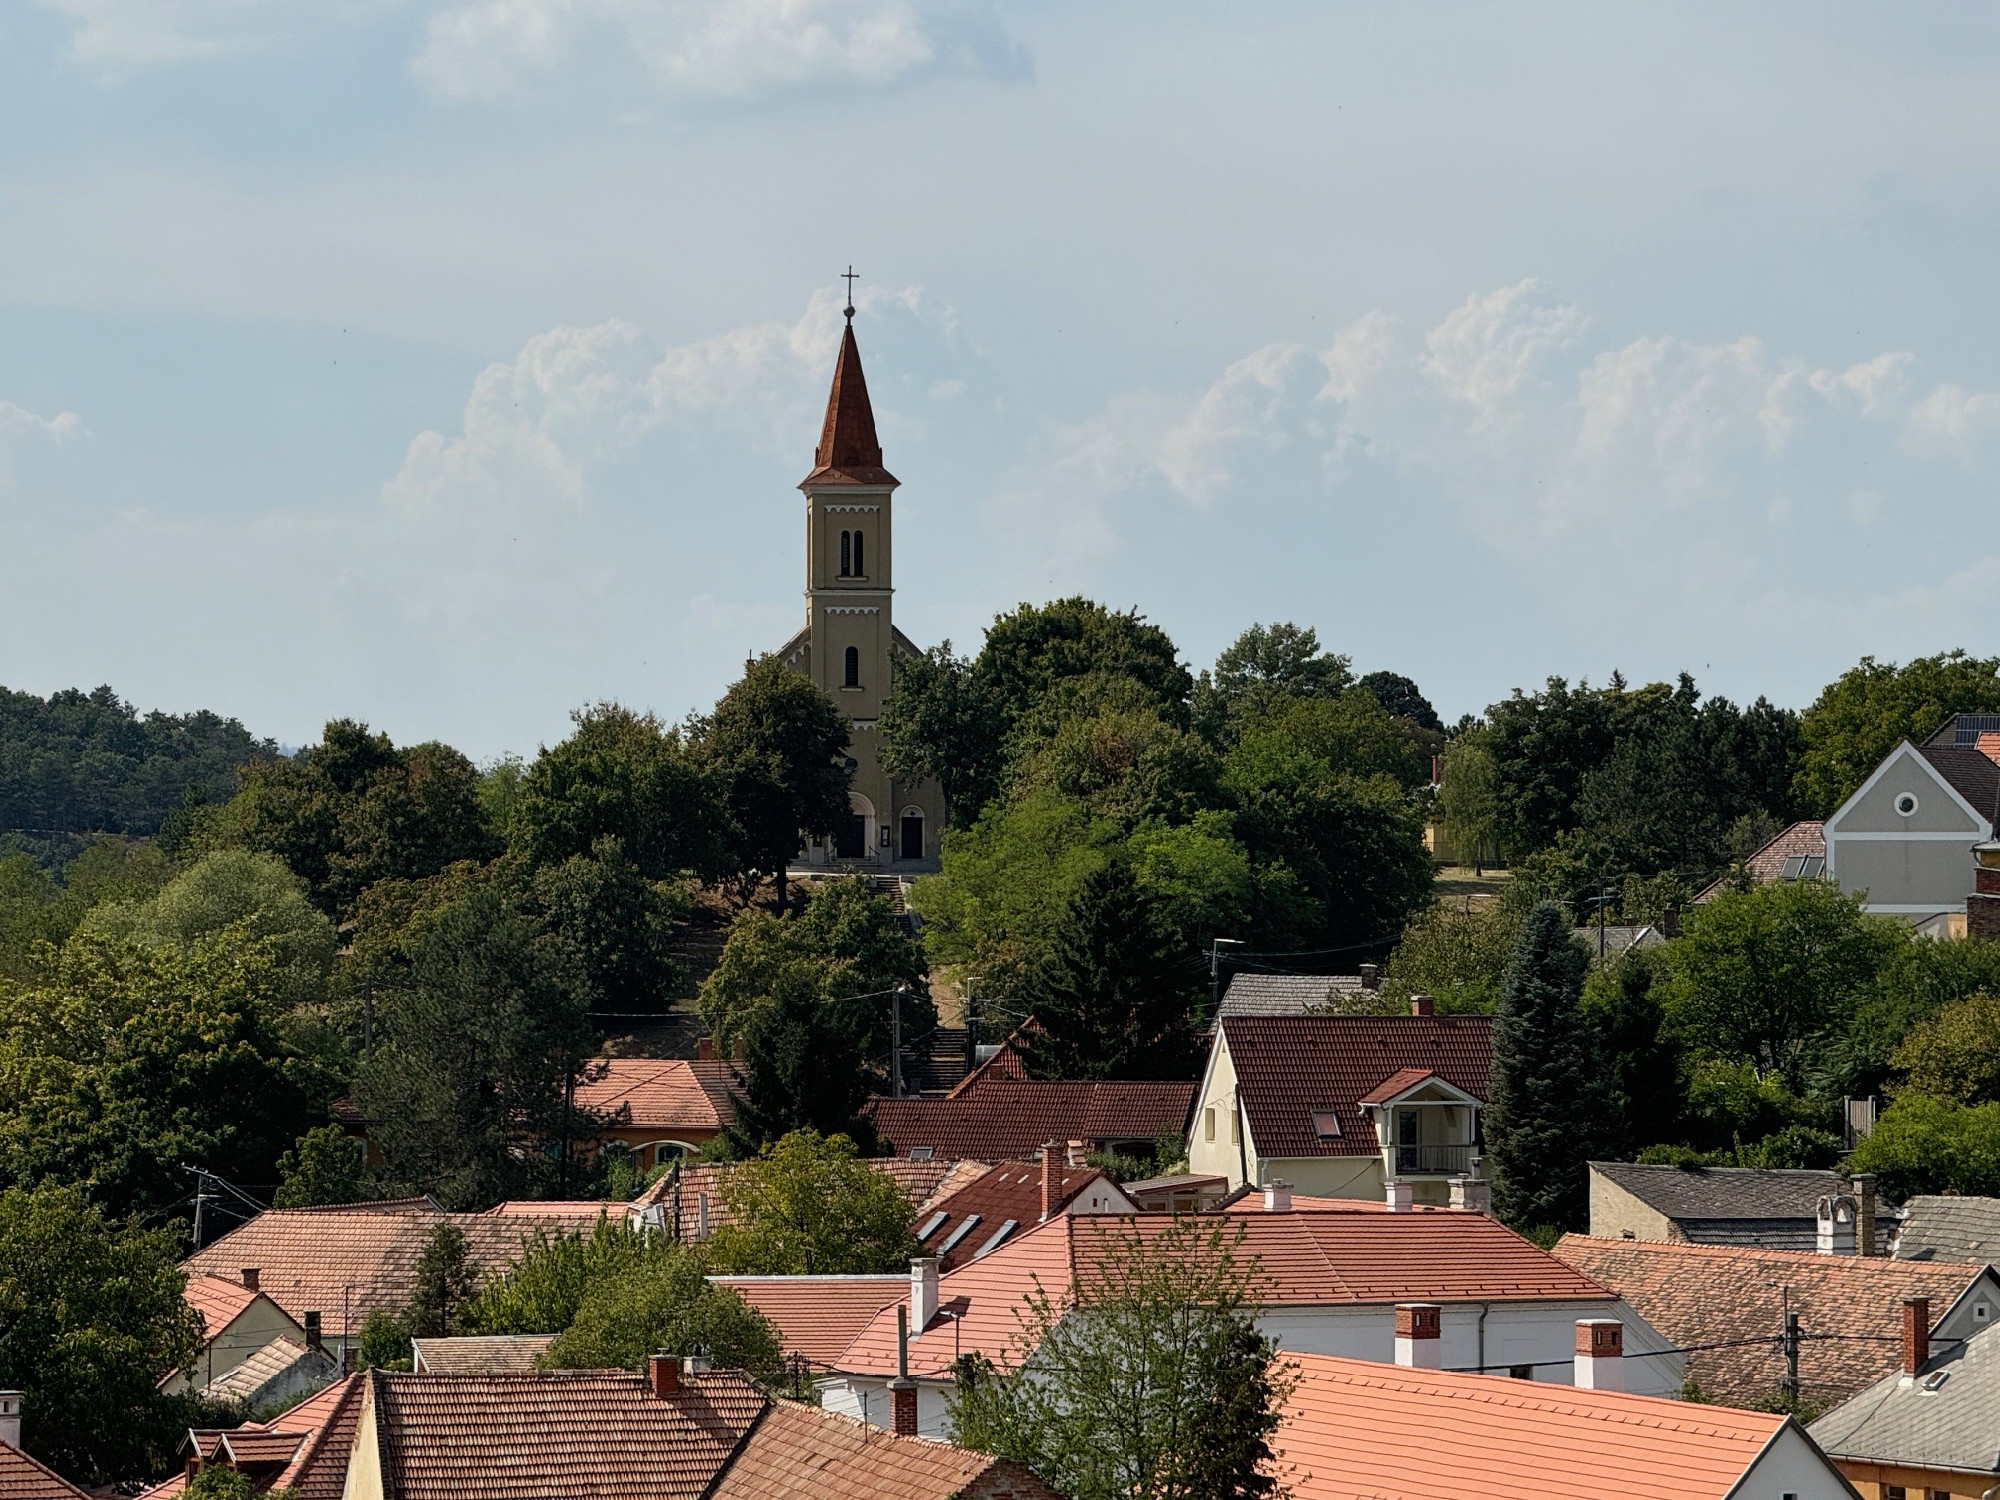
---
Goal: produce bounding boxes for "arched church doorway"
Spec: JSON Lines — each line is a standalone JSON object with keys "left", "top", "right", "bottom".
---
{"left": 836, "top": 792, "right": 874, "bottom": 860}
{"left": 899, "top": 807, "right": 926, "bottom": 861}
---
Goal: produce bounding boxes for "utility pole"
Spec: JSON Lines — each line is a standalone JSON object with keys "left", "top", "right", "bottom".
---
{"left": 187, "top": 1166, "right": 212, "bottom": 1251}
{"left": 963, "top": 981, "right": 978, "bottom": 1077}
{"left": 1782, "top": 1287, "right": 1801, "bottom": 1404}
{"left": 890, "top": 986, "right": 904, "bottom": 1098}
{"left": 1209, "top": 938, "right": 1244, "bottom": 1019}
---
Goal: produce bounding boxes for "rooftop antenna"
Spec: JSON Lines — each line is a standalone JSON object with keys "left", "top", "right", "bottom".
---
{"left": 841, "top": 265, "right": 858, "bottom": 321}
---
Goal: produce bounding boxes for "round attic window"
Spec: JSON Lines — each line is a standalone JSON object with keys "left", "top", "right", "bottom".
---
{"left": 1895, "top": 791, "right": 1920, "bottom": 817}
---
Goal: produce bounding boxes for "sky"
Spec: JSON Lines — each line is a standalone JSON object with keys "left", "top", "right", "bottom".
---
{"left": 4, "top": 1, "right": 2000, "bottom": 760}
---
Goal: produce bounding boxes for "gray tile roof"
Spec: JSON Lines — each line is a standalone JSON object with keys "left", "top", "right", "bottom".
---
{"left": 1896, "top": 1196, "right": 2000, "bottom": 1264}
{"left": 1916, "top": 743, "right": 2000, "bottom": 824}
{"left": 1810, "top": 1314, "right": 2000, "bottom": 1474}
{"left": 1217, "top": 973, "right": 1369, "bottom": 1018}
{"left": 1673, "top": 1217, "right": 1822, "bottom": 1252}
{"left": 1591, "top": 1162, "right": 1846, "bottom": 1223}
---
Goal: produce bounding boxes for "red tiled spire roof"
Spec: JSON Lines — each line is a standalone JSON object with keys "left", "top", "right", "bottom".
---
{"left": 801, "top": 317, "right": 898, "bottom": 489}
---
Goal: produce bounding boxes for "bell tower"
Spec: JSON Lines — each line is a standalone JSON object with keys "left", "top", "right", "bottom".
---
{"left": 773, "top": 286, "right": 946, "bottom": 870}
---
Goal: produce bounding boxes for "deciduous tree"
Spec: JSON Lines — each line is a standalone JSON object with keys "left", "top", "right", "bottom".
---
{"left": 705, "top": 1129, "right": 917, "bottom": 1275}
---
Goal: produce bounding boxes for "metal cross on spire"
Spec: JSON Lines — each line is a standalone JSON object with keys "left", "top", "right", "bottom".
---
{"left": 841, "top": 265, "right": 858, "bottom": 320}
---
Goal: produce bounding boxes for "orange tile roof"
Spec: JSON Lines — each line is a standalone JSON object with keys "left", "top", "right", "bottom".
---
{"left": 711, "top": 1395, "right": 1060, "bottom": 1500}
{"left": 710, "top": 1276, "right": 907, "bottom": 1367}
{"left": 145, "top": 1376, "right": 364, "bottom": 1500}
{"left": 1357, "top": 1066, "right": 1443, "bottom": 1106}
{"left": 183, "top": 1272, "right": 263, "bottom": 1335}
{"left": 1555, "top": 1234, "right": 1996, "bottom": 1408}
{"left": 917, "top": 1163, "right": 1133, "bottom": 1271}
{"left": 0, "top": 1443, "right": 91, "bottom": 1499}
{"left": 1268, "top": 1353, "right": 1792, "bottom": 1500}
{"left": 183, "top": 1201, "right": 617, "bottom": 1334}
{"left": 575, "top": 1058, "right": 732, "bottom": 1133}
{"left": 835, "top": 1209, "right": 1613, "bottom": 1378}
{"left": 368, "top": 1369, "right": 767, "bottom": 1500}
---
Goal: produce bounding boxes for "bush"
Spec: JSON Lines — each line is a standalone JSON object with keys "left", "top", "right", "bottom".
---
{"left": 541, "top": 1251, "right": 781, "bottom": 1376}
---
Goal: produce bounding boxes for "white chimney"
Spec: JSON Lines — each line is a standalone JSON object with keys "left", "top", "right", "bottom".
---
{"left": 1574, "top": 1320, "right": 1623, "bottom": 1390}
{"left": 1393, "top": 1304, "right": 1443, "bottom": 1368}
{"left": 1817, "top": 1194, "right": 1857, "bottom": 1256}
{"left": 1448, "top": 1177, "right": 1491, "bottom": 1215}
{"left": 1263, "top": 1181, "right": 1293, "bottom": 1213}
{"left": 910, "top": 1256, "right": 940, "bottom": 1332}
{"left": 0, "top": 1391, "right": 19, "bottom": 1449}
{"left": 1384, "top": 1181, "right": 1414, "bottom": 1213}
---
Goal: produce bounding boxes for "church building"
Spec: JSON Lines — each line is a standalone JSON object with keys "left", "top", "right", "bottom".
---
{"left": 775, "top": 303, "right": 947, "bottom": 871}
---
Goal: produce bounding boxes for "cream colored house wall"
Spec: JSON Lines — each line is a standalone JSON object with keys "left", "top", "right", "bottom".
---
{"left": 1586, "top": 1170, "right": 1679, "bottom": 1244}
{"left": 340, "top": 1383, "right": 382, "bottom": 1500}
{"left": 175, "top": 1295, "right": 306, "bottom": 1394}
{"left": 1259, "top": 1156, "right": 1383, "bottom": 1200}
{"left": 1189, "top": 1033, "right": 1254, "bottom": 1187}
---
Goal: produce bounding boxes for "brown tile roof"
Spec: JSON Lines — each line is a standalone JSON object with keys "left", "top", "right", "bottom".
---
{"left": 916, "top": 1163, "right": 1135, "bottom": 1271}
{"left": 709, "top": 1276, "right": 907, "bottom": 1367}
{"left": 0, "top": 1443, "right": 92, "bottom": 1499}
{"left": 800, "top": 319, "right": 897, "bottom": 488}
{"left": 183, "top": 1273, "right": 262, "bottom": 1335}
{"left": 711, "top": 1396, "right": 1061, "bottom": 1500}
{"left": 182, "top": 1201, "right": 618, "bottom": 1334}
{"left": 576, "top": 1057, "right": 733, "bottom": 1133}
{"left": 1356, "top": 1067, "right": 1442, "bottom": 1106}
{"left": 143, "top": 1376, "right": 364, "bottom": 1500}
{"left": 1919, "top": 743, "right": 2000, "bottom": 822}
{"left": 632, "top": 1159, "right": 986, "bottom": 1239}
{"left": 367, "top": 1369, "right": 767, "bottom": 1500}
{"left": 1269, "top": 1353, "right": 1797, "bottom": 1500}
{"left": 410, "top": 1335, "right": 556, "bottom": 1374}
{"left": 868, "top": 1082, "right": 1195, "bottom": 1162}
{"left": 1694, "top": 821, "right": 1826, "bottom": 903}
{"left": 1554, "top": 1234, "right": 1999, "bottom": 1408}
{"left": 836, "top": 1209, "right": 1613, "bottom": 1379}
{"left": 1219, "top": 1015, "right": 1493, "bottom": 1159}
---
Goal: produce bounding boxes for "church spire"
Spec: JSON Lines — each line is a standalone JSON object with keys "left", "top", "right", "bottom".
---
{"left": 801, "top": 282, "right": 898, "bottom": 489}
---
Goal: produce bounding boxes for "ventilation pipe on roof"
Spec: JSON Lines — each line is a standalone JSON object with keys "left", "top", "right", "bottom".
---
{"left": 683, "top": 1351, "right": 712, "bottom": 1376}
{"left": 1066, "top": 1140, "right": 1087, "bottom": 1168}
{"left": 1574, "top": 1320, "right": 1623, "bottom": 1391}
{"left": 304, "top": 1311, "right": 323, "bottom": 1354}
{"left": 649, "top": 1352, "right": 680, "bottom": 1398}
{"left": 1385, "top": 1181, "right": 1414, "bottom": 1213}
{"left": 1903, "top": 1298, "right": 1931, "bottom": 1379}
{"left": 910, "top": 1256, "right": 940, "bottom": 1332}
{"left": 1409, "top": 995, "right": 1434, "bottom": 1017}
{"left": 1393, "top": 1304, "right": 1442, "bottom": 1368}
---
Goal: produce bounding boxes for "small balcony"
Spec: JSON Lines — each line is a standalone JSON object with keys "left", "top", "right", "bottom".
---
{"left": 1394, "top": 1143, "right": 1476, "bottom": 1176}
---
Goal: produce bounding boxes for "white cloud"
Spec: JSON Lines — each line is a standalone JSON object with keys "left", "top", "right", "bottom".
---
{"left": 34, "top": 0, "right": 389, "bottom": 70}
{"left": 1901, "top": 383, "right": 2000, "bottom": 463}
{"left": 0, "top": 399, "right": 85, "bottom": 486}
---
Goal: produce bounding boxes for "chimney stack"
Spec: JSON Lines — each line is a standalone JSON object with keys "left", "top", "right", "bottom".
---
{"left": 1263, "top": 1181, "right": 1293, "bottom": 1213}
{"left": 1393, "top": 1304, "right": 1442, "bottom": 1368}
{"left": 1066, "top": 1140, "right": 1087, "bottom": 1168}
{"left": 1903, "top": 1298, "right": 1931, "bottom": 1377}
{"left": 1041, "top": 1143, "right": 1057, "bottom": 1221}
{"left": 0, "top": 1391, "right": 20, "bottom": 1449}
{"left": 1430, "top": 754, "right": 1443, "bottom": 786}
{"left": 1852, "top": 1175, "right": 1878, "bottom": 1256}
{"left": 1359, "top": 963, "right": 1380, "bottom": 992}
{"left": 1384, "top": 1181, "right": 1414, "bottom": 1213}
{"left": 1816, "top": 1195, "right": 1857, "bottom": 1256}
{"left": 910, "top": 1256, "right": 940, "bottom": 1333}
{"left": 1573, "top": 1320, "right": 1623, "bottom": 1391}
{"left": 695, "top": 1036, "right": 715, "bottom": 1061}
{"left": 1970, "top": 841, "right": 2000, "bottom": 942}
{"left": 304, "top": 1311, "right": 323, "bottom": 1353}
{"left": 1448, "top": 1177, "right": 1491, "bottom": 1215}
{"left": 1409, "top": 995, "right": 1434, "bottom": 1017}
{"left": 240, "top": 1268, "right": 260, "bottom": 1291}
{"left": 683, "top": 1352, "right": 712, "bottom": 1376}
{"left": 649, "top": 1352, "right": 680, "bottom": 1398}
{"left": 890, "top": 1305, "right": 919, "bottom": 1435}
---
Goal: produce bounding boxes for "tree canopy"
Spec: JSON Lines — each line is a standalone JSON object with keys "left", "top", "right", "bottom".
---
{"left": 705, "top": 1129, "right": 918, "bottom": 1274}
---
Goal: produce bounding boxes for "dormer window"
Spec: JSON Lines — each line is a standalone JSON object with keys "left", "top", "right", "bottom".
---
{"left": 840, "top": 530, "right": 851, "bottom": 576}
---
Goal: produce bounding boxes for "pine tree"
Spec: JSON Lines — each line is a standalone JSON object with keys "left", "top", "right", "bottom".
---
{"left": 725, "top": 971, "right": 875, "bottom": 1153}
{"left": 408, "top": 1221, "right": 477, "bottom": 1338}
{"left": 1485, "top": 902, "right": 1612, "bottom": 1232}
{"left": 1018, "top": 861, "right": 1203, "bottom": 1081}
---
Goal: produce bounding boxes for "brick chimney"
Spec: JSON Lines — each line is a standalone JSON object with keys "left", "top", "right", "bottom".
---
{"left": 1041, "top": 1143, "right": 1057, "bottom": 1221}
{"left": 1393, "top": 1304, "right": 1442, "bottom": 1368}
{"left": 910, "top": 1256, "right": 939, "bottom": 1332}
{"left": 239, "top": 1267, "right": 260, "bottom": 1291}
{"left": 1852, "top": 1174, "right": 1878, "bottom": 1256}
{"left": 1574, "top": 1320, "right": 1623, "bottom": 1391}
{"left": 889, "top": 1304, "right": 919, "bottom": 1435}
{"left": 695, "top": 1036, "right": 715, "bottom": 1061}
{"left": 1263, "top": 1181, "right": 1293, "bottom": 1213}
{"left": 1970, "top": 842, "right": 2000, "bottom": 943}
{"left": 1384, "top": 1181, "right": 1414, "bottom": 1213}
{"left": 1409, "top": 994, "right": 1434, "bottom": 1017}
{"left": 1903, "top": 1298, "right": 1930, "bottom": 1377}
{"left": 683, "top": 1352, "right": 712, "bottom": 1376}
{"left": 1430, "top": 754, "right": 1443, "bottom": 786}
{"left": 649, "top": 1352, "right": 680, "bottom": 1398}
{"left": 0, "top": 1391, "right": 20, "bottom": 1449}
{"left": 1359, "top": 963, "right": 1380, "bottom": 992}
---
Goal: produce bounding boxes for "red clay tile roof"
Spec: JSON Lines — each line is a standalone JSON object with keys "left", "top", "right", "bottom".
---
{"left": 1268, "top": 1353, "right": 1793, "bottom": 1500}
{"left": 868, "top": 1082, "right": 1195, "bottom": 1162}
{"left": 1219, "top": 1015, "right": 1492, "bottom": 1159}
{"left": 576, "top": 1057, "right": 733, "bottom": 1133}
{"left": 835, "top": 1210, "right": 1613, "bottom": 1378}
{"left": 1356, "top": 1067, "right": 1443, "bottom": 1106}
{"left": 632, "top": 1159, "right": 987, "bottom": 1239}
{"left": 947, "top": 1042, "right": 1031, "bottom": 1097}
{"left": 709, "top": 1276, "right": 908, "bottom": 1367}
{"left": 367, "top": 1369, "right": 767, "bottom": 1500}
{"left": 1694, "top": 820, "right": 1826, "bottom": 903}
{"left": 145, "top": 1378, "right": 363, "bottom": 1500}
{"left": 0, "top": 1443, "right": 91, "bottom": 1499}
{"left": 710, "top": 1396, "right": 1061, "bottom": 1500}
{"left": 183, "top": 1201, "right": 617, "bottom": 1333}
{"left": 183, "top": 1272, "right": 265, "bottom": 1336}
{"left": 800, "top": 319, "right": 897, "bottom": 488}
{"left": 917, "top": 1163, "right": 1134, "bottom": 1271}
{"left": 1554, "top": 1234, "right": 1997, "bottom": 1408}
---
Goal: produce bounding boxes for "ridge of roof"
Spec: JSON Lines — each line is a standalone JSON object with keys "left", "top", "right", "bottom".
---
{"left": 1588, "top": 1161, "right": 1846, "bottom": 1222}
{"left": 1917, "top": 742, "right": 2000, "bottom": 823}
{"left": 800, "top": 318, "right": 897, "bottom": 489}
{"left": 0, "top": 1442, "right": 92, "bottom": 1500}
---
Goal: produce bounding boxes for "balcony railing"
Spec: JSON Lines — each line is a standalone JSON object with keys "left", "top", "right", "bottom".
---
{"left": 1394, "top": 1144, "right": 1475, "bottom": 1176}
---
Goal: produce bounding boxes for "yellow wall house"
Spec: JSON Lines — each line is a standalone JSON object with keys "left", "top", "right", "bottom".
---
{"left": 171, "top": 1271, "right": 308, "bottom": 1395}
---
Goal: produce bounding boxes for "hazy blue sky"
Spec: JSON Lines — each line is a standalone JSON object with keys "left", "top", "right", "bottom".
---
{"left": 4, "top": 2, "right": 2000, "bottom": 758}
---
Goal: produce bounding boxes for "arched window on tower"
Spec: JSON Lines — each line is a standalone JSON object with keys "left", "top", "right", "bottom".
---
{"left": 844, "top": 646, "right": 860, "bottom": 688}
{"left": 839, "top": 530, "right": 851, "bottom": 576}
{"left": 853, "top": 530, "right": 864, "bottom": 577}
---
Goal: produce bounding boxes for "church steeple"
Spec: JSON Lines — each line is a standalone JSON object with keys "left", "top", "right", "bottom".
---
{"left": 801, "top": 306, "right": 898, "bottom": 489}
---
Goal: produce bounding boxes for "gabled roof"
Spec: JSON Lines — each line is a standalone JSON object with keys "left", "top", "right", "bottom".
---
{"left": 1217, "top": 973, "right": 1373, "bottom": 1019}
{"left": 708, "top": 1275, "right": 907, "bottom": 1367}
{"left": 0, "top": 1443, "right": 92, "bottom": 1499}
{"left": 184, "top": 1272, "right": 273, "bottom": 1335}
{"left": 868, "top": 1081, "right": 1195, "bottom": 1161}
{"left": 800, "top": 318, "right": 897, "bottom": 489}
{"left": 631, "top": 1158, "right": 988, "bottom": 1237}
{"left": 1269, "top": 1353, "right": 1807, "bottom": 1500}
{"left": 1590, "top": 1162, "right": 1846, "bottom": 1225}
{"left": 915, "top": 1162, "right": 1135, "bottom": 1271}
{"left": 410, "top": 1335, "right": 556, "bottom": 1374}
{"left": 1216, "top": 1015, "right": 1492, "bottom": 1160}
{"left": 833, "top": 1209, "right": 1612, "bottom": 1379}
{"left": 1918, "top": 743, "right": 2000, "bottom": 824}
{"left": 148, "top": 1375, "right": 364, "bottom": 1500}
{"left": 1810, "top": 1311, "right": 2000, "bottom": 1475}
{"left": 1694, "top": 820, "right": 1825, "bottom": 903}
{"left": 1357, "top": 1067, "right": 1461, "bottom": 1107}
{"left": 574, "top": 1057, "right": 734, "bottom": 1133}
{"left": 710, "top": 1396, "right": 1060, "bottom": 1500}
{"left": 205, "top": 1336, "right": 338, "bottom": 1404}
{"left": 1896, "top": 1194, "right": 2000, "bottom": 1263}
{"left": 1554, "top": 1234, "right": 1999, "bottom": 1408}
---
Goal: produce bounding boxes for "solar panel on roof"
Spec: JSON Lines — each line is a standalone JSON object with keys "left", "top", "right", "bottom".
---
{"left": 973, "top": 1219, "right": 1018, "bottom": 1258}
{"left": 935, "top": 1214, "right": 981, "bottom": 1256}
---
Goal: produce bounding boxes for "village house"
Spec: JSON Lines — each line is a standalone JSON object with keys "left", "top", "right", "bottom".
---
{"left": 1891, "top": 1195, "right": 2000, "bottom": 1262}
{"left": 167, "top": 1272, "right": 313, "bottom": 1397}
{"left": 810, "top": 1200, "right": 1681, "bottom": 1439}
{"left": 1693, "top": 819, "right": 1827, "bottom": 902}
{"left": 1555, "top": 1235, "right": 2000, "bottom": 1409}
{"left": 1270, "top": 1347, "right": 1859, "bottom": 1500}
{"left": 913, "top": 1153, "right": 1138, "bottom": 1271}
{"left": 1187, "top": 1008, "right": 1493, "bottom": 1204}
{"left": 1588, "top": 1162, "right": 1883, "bottom": 1253}
{"left": 408, "top": 1336, "right": 555, "bottom": 1374}
{"left": 573, "top": 1055, "right": 738, "bottom": 1167}
{"left": 0, "top": 1393, "right": 92, "bottom": 1500}
{"left": 144, "top": 1372, "right": 363, "bottom": 1499}
{"left": 1810, "top": 1300, "right": 2000, "bottom": 1500}
{"left": 1214, "top": 968, "right": 1385, "bottom": 1019}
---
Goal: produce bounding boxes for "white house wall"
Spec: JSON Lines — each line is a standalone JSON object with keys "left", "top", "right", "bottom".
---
{"left": 1736, "top": 1422, "right": 1864, "bottom": 1500}
{"left": 1825, "top": 743, "right": 1990, "bottom": 915}
{"left": 1189, "top": 1032, "right": 1255, "bottom": 1187}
